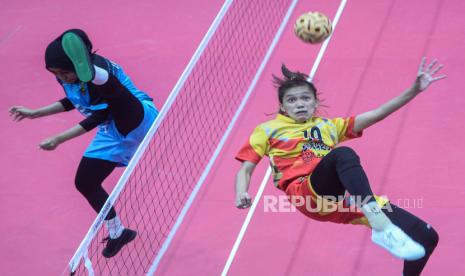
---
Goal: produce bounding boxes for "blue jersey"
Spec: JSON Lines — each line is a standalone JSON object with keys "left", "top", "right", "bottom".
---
{"left": 58, "top": 55, "right": 158, "bottom": 166}
{"left": 59, "top": 55, "right": 152, "bottom": 130}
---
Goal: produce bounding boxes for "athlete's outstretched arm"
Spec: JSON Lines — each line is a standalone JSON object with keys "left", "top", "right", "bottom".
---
{"left": 235, "top": 161, "right": 257, "bottom": 209}
{"left": 353, "top": 57, "right": 446, "bottom": 133}
{"left": 39, "top": 124, "right": 86, "bottom": 151}
{"left": 9, "top": 102, "right": 67, "bottom": 121}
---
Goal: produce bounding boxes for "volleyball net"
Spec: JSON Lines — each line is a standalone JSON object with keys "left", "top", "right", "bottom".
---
{"left": 68, "top": 0, "right": 296, "bottom": 274}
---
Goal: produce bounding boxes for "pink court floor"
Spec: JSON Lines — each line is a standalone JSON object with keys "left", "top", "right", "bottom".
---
{"left": 1, "top": 0, "right": 465, "bottom": 275}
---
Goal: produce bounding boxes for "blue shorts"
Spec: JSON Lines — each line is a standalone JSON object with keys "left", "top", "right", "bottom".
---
{"left": 83, "top": 100, "right": 158, "bottom": 166}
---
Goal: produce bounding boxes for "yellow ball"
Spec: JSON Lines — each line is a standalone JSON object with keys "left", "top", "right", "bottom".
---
{"left": 294, "top": 11, "right": 332, "bottom": 44}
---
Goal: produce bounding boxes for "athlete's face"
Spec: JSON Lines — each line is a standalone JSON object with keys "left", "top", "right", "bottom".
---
{"left": 48, "top": 67, "right": 78, "bottom": 83}
{"left": 280, "top": 85, "right": 318, "bottom": 123}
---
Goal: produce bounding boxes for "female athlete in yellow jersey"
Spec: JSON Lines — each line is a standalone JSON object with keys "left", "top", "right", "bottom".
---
{"left": 235, "top": 58, "right": 445, "bottom": 275}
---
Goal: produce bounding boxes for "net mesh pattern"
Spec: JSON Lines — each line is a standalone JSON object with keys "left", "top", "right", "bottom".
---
{"left": 70, "top": 0, "right": 292, "bottom": 274}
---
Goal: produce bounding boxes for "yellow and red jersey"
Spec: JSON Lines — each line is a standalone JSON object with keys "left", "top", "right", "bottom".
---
{"left": 236, "top": 114, "right": 363, "bottom": 191}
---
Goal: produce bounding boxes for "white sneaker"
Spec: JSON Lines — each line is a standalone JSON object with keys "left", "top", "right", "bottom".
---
{"left": 371, "top": 223, "right": 425, "bottom": 261}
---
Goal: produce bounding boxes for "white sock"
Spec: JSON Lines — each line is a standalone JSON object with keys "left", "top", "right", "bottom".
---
{"left": 105, "top": 216, "right": 124, "bottom": 239}
{"left": 92, "top": 65, "right": 109, "bottom": 85}
{"left": 361, "top": 201, "right": 392, "bottom": 231}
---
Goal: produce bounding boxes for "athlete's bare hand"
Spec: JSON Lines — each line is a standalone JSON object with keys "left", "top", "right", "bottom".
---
{"left": 236, "top": 192, "right": 252, "bottom": 209}
{"left": 39, "top": 137, "right": 60, "bottom": 150}
{"left": 413, "top": 57, "right": 446, "bottom": 92}
{"left": 9, "top": 106, "right": 37, "bottom": 122}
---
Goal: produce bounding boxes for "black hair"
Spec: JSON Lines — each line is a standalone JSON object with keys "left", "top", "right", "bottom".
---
{"left": 272, "top": 64, "right": 318, "bottom": 104}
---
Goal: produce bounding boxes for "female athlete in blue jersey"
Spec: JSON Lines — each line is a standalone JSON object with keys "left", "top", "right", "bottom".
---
{"left": 9, "top": 29, "right": 158, "bottom": 258}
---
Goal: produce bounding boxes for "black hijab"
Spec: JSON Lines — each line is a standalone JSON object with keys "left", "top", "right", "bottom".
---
{"left": 44, "top": 29, "right": 93, "bottom": 71}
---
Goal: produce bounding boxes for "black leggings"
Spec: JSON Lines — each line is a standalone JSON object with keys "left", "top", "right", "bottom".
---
{"left": 74, "top": 74, "right": 146, "bottom": 220}
{"left": 310, "top": 146, "right": 374, "bottom": 201}
{"left": 96, "top": 74, "right": 144, "bottom": 136}
{"left": 310, "top": 147, "right": 439, "bottom": 275}
{"left": 384, "top": 204, "right": 439, "bottom": 275}
{"left": 75, "top": 157, "right": 118, "bottom": 220}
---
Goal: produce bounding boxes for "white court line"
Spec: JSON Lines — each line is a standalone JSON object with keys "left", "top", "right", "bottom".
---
{"left": 221, "top": 167, "right": 272, "bottom": 276}
{"left": 221, "top": 1, "right": 348, "bottom": 275}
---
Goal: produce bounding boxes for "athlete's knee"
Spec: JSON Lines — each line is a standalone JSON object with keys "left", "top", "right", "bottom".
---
{"left": 413, "top": 222, "right": 439, "bottom": 252}
{"left": 75, "top": 173, "right": 95, "bottom": 196}
{"left": 332, "top": 146, "right": 358, "bottom": 157}
{"left": 75, "top": 177, "right": 87, "bottom": 195}
{"left": 424, "top": 225, "right": 439, "bottom": 250}
{"left": 332, "top": 146, "right": 360, "bottom": 165}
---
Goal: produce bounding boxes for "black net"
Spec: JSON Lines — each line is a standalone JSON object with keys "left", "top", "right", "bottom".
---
{"left": 69, "top": 0, "right": 293, "bottom": 274}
